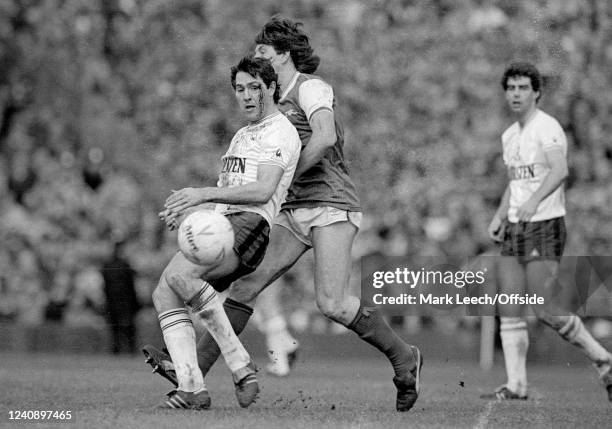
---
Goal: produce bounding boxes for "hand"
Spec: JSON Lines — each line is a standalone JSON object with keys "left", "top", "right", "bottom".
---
{"left": 488, "top": 215, "right": 506, "bottom": 243}
{"left": 159, "top": 209, "right": 180, "bottom": 231}
{"left": 164, "top": 188, "right": 208, "bottom": 214}
{"left": 516, "top": 198, "right": 538, "bottom": 222}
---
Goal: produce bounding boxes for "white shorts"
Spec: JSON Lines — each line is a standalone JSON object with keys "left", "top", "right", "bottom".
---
{"left": 274, "top": 207, "right": 362, "bottom": 247}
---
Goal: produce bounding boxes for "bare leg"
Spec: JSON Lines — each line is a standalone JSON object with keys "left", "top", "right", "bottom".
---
{"left": 152, "top": 253, "right": 207, "bottom": 394}
{"left": 526, "top": 260, "right": 612, "bottom": 371}
{"left": 311, "top": 221, "right": 421, "bottom": 412}
{"left": 195, "top": 226, "right": 308, "bottom": 377}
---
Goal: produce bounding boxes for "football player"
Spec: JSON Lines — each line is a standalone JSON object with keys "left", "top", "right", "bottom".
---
{"left": 146, "top": 17, "right": 423, "bottom": 412}
{"left": 150, "top": 57, "right": 301, "bottom": 409}
{"left": 486, "top": 62, "right": 612, "bottom": 401}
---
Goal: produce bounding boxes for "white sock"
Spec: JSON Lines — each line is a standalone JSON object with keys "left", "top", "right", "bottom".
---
{"left": 158, "top": 308, "right": 205, "bottom": 392}
{"left": 263, "top": 315, "right": 298, "bottom": 374}
{"left": 500, "top": 317, "right": 529, "bottom": 396}
{"left": 189, "top": 282, "right": 251, "bottom": 373}
{"left": 558, "top": 314, "right": 612, "bottom": 372}
{"left": 264, "top": 315, "right": 298, "bottom": 351}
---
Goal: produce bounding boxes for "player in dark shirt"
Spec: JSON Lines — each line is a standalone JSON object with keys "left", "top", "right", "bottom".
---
{"left": 145, "top": 17, "right": 422, "bottom": 412}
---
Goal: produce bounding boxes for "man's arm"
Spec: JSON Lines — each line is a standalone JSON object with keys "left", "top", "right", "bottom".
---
{"left": 202, "top": 163, "right": 285, "bottom": 204}
{"left": 159, "top": 203, "right": 215, "bottom": 231}
{"left": 294, "top": 109, "right": 336, "bottom": 178}
{"left": 488, "top": 185, "right": 510, "bottom": 242}
{"left": 494, "top": 185, "right": 511, "bottom": 222}
{"left": 164, "top": 164, "right": 284, "bottom": 214}
{"left": 516, "top": 149, "right": 568, "bottom": 222}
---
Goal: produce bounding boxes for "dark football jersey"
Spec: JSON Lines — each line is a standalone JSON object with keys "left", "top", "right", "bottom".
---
{"left": 278, "top": 72, "right": 361, "bottom": 212}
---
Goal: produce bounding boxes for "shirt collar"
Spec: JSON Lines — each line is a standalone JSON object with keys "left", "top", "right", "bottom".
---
{"left": 280, "top": 72, "right": 300, "bottom": 101}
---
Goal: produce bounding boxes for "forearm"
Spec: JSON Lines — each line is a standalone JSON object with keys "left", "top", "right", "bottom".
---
{"left": 295, "top": 133, "right": 335, "bottom": 178}
{"left": 165, "top": 165, "right": 284, "bottom": 214}
{"left": 294, "top": 116, "right": 337, "bottom": 178}
{"left": 205, "top": 182, "right": 272, "bottom": 205}
{"left": 495, "top": 186, "right": 511, "bottom": 220}
{"left": 528, "top": 169, "right": 567, "bottom": 204}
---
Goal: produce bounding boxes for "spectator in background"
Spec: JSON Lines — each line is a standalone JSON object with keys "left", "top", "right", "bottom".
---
{"left": 102, "top": 240, "right": 140, "bottom": 354}
{"left": 0, "top": 277, "right": 17, "bottom": 321}
{"left": 44, "top": 270, "right": 72, "bottom": 323}
{"left": 8, "top": 149, "right": 37, "bottom": 205}
{"left": 82, "top": 147, "right": 105, "bottom": 191}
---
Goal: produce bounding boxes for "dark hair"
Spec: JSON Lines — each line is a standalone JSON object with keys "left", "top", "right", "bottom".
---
{"left": 501, "top": 61, "right": 542, "bottom": 101}
{"left": 231, "top": 57, "right": 280, "bottom": 103}
{"left": 255, "top": 16, "right": 320, "bottom": 74}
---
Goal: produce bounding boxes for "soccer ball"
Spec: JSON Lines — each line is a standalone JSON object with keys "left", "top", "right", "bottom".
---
{"left": 177, "top": 210, "right": 235, "bottom": 265}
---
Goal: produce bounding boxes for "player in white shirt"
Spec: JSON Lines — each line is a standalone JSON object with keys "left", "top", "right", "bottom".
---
{"left": 502, "top": 109, "right": 567, "bottom": 224}
{"left": 148, "top": 57, "right": 301, "bottom": 410}
{"left": 198, "top": 17, "right": 422, "bottom": 412}
{"left": 146, "top": 17, "right": 423, "bottom": 413}
{"left": 487, "top": 62, "right": 611, "bottom": 401}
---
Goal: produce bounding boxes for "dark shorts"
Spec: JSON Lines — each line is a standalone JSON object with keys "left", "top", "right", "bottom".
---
{"left": 209, "top": 211, "right": 270, "bottom": 292}
{"left": 500, "top": 217, "right": 566, "bottom": 263}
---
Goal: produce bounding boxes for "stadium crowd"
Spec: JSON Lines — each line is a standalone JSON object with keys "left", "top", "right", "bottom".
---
{"left": 1, "top": 0, "right": 610, "bottom": 336}
{"left": 1, "top": 146, "right": 608, "bottom": 332}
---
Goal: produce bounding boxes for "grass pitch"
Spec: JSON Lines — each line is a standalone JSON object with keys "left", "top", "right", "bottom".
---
{"left": 0, "top": 351, "right": 610, "bottom": 428}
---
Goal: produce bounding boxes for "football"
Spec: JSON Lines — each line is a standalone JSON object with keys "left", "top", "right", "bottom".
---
{"left": 177, "top": 210, "right": 235, "bottom": 265}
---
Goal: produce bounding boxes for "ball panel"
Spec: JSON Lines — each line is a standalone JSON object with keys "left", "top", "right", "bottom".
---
{"left": 177, "top": 210, "right": 235, "bottom": 266}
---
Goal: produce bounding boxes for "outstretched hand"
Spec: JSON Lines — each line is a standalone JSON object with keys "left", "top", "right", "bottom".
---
{"left": 165, "top": 188, "right": 208, "bottom": 213}
{"left": 159, "top": 209, "right": 180, "bottom": 231}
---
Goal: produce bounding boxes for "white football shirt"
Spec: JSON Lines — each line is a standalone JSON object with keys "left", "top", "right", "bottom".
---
{"left": 501, "top": 109, "right": 567, "bottom": 222}
{"left": 215, "top": 111, "right": 301, "bottom": 225}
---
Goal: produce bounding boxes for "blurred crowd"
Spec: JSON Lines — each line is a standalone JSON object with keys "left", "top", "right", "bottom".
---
{"left": 0, "top": 144, "right": 492, "bottom": 327}
{"left": 1, "top": 0, "right": 611, "bottom": 341}
{"left": 1, "top": 144, "right": 609, "bottom": 337}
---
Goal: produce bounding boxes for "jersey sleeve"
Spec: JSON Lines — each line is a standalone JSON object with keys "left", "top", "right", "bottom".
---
{"left": 257, "top": 126, "right": 295, "bottom": 169}
{"left": 500, "top": 126, "right": 514, "bottom": 165}
{"left": 540, "top": 119, "right": 567, "bottom": 153}
{"left": 298, "top": 79, "right": 334, "bottom": 121}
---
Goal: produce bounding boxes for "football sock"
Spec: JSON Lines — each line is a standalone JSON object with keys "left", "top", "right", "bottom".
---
{"left": 195, "top": 297, "right": 254, "bottom": 377}
{"left": 263, "top": 315, "right": 298, "bottom": 369}
{"left": 187, "top": 282, "right": 251, "bottom": 374}
{"left": 347, "top": 306, "right": 415, "bottom": 376}
{"left": 557, "top": 314, "right": 611, "bottom": 370}
{"left": 500, "top": 317, "right": 529, "bottom": 395}
{"left": 158, "top": 308, "right": 205, "bottom": 392}
{"left": 263, "top": 315, "right": 296, "bottom": 346}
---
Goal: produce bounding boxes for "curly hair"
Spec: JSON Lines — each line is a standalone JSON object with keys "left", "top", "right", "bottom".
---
{"left": 255, "top": 16, "right": 320, "bottom": 74}
{"left": 501, "top": 61, "right": 542, "bottom": 102}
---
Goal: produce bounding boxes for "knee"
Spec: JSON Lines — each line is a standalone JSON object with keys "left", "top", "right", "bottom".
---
{"left": 531, "top": 305, "right": 548, "bottom": 322}
{"left": 152, "top": 284, "right": 168, "bottom": 311}
{"left": 535, "top": 310, "right": 566, "bottom": 331}
{"left": 153, "top": 270, "right": 184, "bottom": 311}
{"left": 164, "top": 271, "right": 182, "bottom": 290}
{"left": 316, "top": 295, "right": 345, "bottom": 323}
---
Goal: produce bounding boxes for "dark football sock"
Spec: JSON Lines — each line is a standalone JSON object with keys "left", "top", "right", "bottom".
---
{"left": 348, "top": 306, "right": 415, "bottom": 376}
{"left": 196, "top": 298, "right": 254, "bottom": 377}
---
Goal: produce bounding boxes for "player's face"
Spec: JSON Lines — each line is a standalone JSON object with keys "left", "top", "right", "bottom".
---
{"left": 254, "top": 44, "right": 284, "bottom": 71}
{"left": 504, "top": 76, "right": 539, "bottom": 116}
{"left": 234, "top": 71, "right": 274, "bottom": 123}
